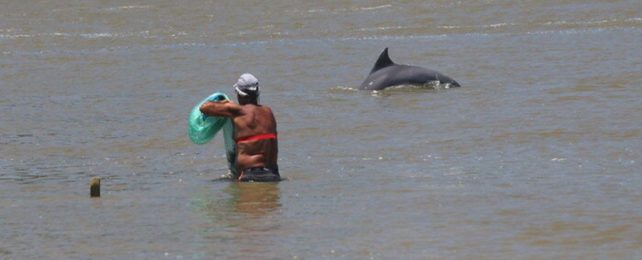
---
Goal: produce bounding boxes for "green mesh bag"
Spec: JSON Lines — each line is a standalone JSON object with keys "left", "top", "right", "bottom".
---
{"left": 221, "top": 118, "right": 237, "bottom": 176}
{"left": 188, "top": 92, "right": 238, "bottom": 176}
{"left": 188, "top": 92, "right": 231, "bottom": 144}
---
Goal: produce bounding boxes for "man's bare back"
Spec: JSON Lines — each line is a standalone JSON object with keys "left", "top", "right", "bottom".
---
{"left": 232, "top": 104, "right": 278, "bottom": 174}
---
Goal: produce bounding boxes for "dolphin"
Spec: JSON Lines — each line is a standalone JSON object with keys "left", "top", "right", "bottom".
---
{"left": 359, "top": 48, "right": 461, "bottom": 90}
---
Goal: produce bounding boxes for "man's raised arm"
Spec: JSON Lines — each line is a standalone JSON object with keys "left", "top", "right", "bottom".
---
{"left": 200, "top": 100, "right": 243, "bottom": 118}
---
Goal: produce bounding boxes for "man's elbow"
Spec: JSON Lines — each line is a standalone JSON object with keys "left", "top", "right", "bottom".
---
{"left": 199, "top": 103, "right": 210, "bottom": 115}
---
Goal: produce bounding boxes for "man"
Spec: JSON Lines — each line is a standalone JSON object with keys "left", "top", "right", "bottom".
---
{"left": 200, "top": 73, "right": 280, "bottom": 182}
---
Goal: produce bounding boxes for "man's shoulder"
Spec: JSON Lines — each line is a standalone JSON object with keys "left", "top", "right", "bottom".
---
{"left": 248, "top": 104, "right": 273, "bottom": 112}
{"left": 237, "top": 104, "right": 272, "bottom": 115}
{"left": 261, "top": 104, "right": 273, "bottom": 111}
{"left": 261, "top": 105, "right": 275, "bottom": 115}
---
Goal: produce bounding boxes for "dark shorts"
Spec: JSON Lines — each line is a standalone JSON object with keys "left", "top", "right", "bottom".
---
{"left": 239, "top": 167, "right": 280, "bottom": 182}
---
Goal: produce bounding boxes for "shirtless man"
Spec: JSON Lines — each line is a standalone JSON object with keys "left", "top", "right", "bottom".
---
{"left": 200, "top": 73, "right": 280, "bottom": 182}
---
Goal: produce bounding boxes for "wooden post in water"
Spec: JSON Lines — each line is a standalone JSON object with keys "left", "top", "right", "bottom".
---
{"left": 90, "top": 176, "right": 101, "bottom": 197}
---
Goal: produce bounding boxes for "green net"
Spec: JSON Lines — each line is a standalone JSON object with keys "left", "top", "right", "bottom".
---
{"left": 188, "top": 92, "right": 238, "bottom": 176}
{"left": 188, "top": 92, "right": 231, "bottom": 144}
{"left": 221, "top": 117, "right": 237, "bottom": 176}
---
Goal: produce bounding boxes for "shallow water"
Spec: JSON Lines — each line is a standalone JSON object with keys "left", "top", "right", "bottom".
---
{"left": 1, "top": 0, "right": 642, "bottom": 258}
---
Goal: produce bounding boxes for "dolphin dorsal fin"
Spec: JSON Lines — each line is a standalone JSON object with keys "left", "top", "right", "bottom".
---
{"left": 370, "top": 48, "right": 395, "bottom": 74}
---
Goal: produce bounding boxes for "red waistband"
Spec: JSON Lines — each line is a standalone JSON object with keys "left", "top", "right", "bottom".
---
{"left": 236, "top": 133, "right": 277, "bottom": 143}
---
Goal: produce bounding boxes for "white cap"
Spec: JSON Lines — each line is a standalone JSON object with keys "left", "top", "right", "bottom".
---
{"left": 233, "top": 73, "right": 260, "bottom": 97}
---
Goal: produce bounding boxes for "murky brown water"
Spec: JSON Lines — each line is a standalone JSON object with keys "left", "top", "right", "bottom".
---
{"left": 2, "top": 0, "right": 641, "bottom": 258}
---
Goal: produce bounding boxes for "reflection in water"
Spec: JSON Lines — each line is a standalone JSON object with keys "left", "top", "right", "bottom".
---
{"left": 226, "top": 182, "right": 281, "bottom": 217}
{"left": 198, "top": 181, "right": 282, "bottom": 222}
{"left": 196, "top": 181, "right": 283, "bottom": 257}
{"left": 227, "top": 182, "right": 282, "bottom": 257}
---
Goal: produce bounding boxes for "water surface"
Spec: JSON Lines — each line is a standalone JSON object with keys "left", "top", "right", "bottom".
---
{"left": 1, "top": 0, "right": 641, "bottom": 258}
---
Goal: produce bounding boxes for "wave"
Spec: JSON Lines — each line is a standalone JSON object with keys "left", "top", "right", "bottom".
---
{"left": 51, "top": 5, "right": 152, "bottom": 13}
{"left": 103, "top": 5, "right": 152, "bottom": 12}
{"left": 305, "top": 4, "right": 391, "bottom": 14}
{"left": 0, "top": 31, "right": 155, "bottom": 40}
{"left": 438, "top": 17, "right": 642, "bottom": 31}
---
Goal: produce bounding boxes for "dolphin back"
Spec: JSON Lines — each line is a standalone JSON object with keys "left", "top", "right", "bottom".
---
{"left": 369, "top": 48, "right": 395, "bottom": 74}
{"left": 359, "top": 48, "right": 461, "bottom": 90}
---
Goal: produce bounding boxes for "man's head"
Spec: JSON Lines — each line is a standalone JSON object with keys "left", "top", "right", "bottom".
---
{"left": 234, "top": 73, "right": 260, "bottom": 104}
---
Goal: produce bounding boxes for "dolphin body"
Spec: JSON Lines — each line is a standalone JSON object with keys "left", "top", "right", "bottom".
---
{"left": 359, "top": 48, "right": 461, "bottom": 90}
